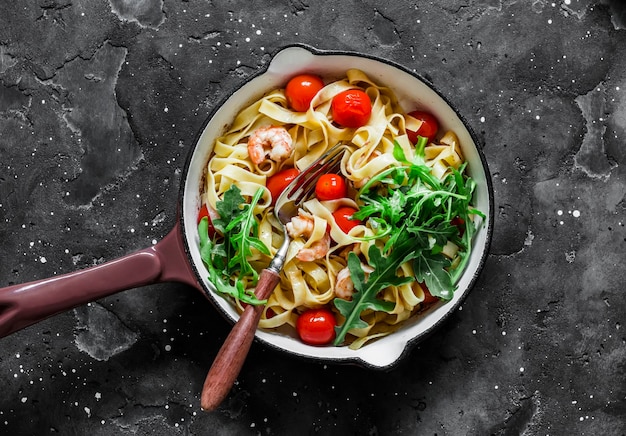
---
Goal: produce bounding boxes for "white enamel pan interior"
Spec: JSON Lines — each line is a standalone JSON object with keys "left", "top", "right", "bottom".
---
{"left": 180, "top": 44, "right": 494, "bottom": 369}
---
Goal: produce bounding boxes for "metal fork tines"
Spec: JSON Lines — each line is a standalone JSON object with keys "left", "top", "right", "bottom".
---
{"left": 276, "top": 144, "right": 348, "bottom": 223}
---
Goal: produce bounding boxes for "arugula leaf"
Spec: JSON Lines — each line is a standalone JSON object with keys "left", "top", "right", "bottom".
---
{"left": 333, "top": 137, "right": 484, "bottom": 344}
{"left": 413, "top": 251, "right": 454, "bottom": 299}
{"left": 334, "top": 241, "right": 417, "bottom": 345}
{"left": 198, "top": 185, "right": 269, "bottom": 306}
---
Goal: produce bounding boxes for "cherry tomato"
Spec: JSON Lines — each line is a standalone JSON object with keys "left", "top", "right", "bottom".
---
{"left": 267, "top": 168, "right": 300, "bottom": 205}
{"left": 451, "top": 216, "right": 465, "bottom": 237}
{"left": 406, "top": 110, "right": 439, "bottom": 144}
{"left": 285, "top": 74, "right": 325, "bottom": 112}
{"left": 315, "top": 173, "right": 347, "bottom": 201}
{"left": 197, "top": 204, "right": 217, "bottom": 238}
{"left": 331, "top": 89, "right": 372, "bottom": 128}
{"left": 332, "top": 206, "right": 361, "bottom": 233}
{"left": 296, "top": 308, "right": 336, "bottom": 345}
{"left": 420, "top": 283, "right": 439, "bottom": 306}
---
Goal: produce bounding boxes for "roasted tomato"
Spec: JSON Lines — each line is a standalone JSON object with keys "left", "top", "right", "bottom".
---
{"left": 197, "top": 204, "right": 217, "bottom": 238}
{"left": 315, "top": 173, "right": 347, "bottom": 201}
{"left": 332, "top": 206, "right": 361, "bottom": 233}
{"left": 296, "top": 308, "right": 336, "bottom": 345}
{"left": 420, "top": 283, "right": 439, "bottom": 306}
{"left": 285, "top": 74, "right": 325, "bottom": 112}
{"left": 406, "top": 110, "right": 439, "bottom": 144}
{"left": 331, "top": 89, "right": 372, "bottom": 128}
{"left": 267, "top": 168, "right": 300, "bottom": 205}
{"left": 451, "top": 216, "right": 466, "bottom": 237}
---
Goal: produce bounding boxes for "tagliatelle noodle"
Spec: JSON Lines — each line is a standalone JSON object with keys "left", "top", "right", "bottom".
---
{"left": 202, "top": 69, "right": 469, "bottom": 347}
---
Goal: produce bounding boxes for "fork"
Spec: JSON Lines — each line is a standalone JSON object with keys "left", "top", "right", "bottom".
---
{"left": 200, "top": 144, "right": 348, "bottom": 411}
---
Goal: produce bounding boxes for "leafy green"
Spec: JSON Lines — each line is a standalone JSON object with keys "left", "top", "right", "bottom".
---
{"left": 333, "top": 240, "right": 417, "bottom": 345}
{"left": 333, "top": 137, "right": 485, "bottom": 345}
{"left": 198, "top": 184, "right": 270, "bottom": 305}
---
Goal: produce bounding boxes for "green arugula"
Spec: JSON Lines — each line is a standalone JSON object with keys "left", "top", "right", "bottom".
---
{"left": 334, "top": 241, "right": 417, "bottom": 341}
{"left": 198, "top": 185, "right": 270, "bottom": 305}
{"left": 333, "top": 137, "right": 485, "bottom": 345}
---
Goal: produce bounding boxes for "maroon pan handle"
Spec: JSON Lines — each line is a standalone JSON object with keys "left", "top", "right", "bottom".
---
{"left": 0, "top": 222, "right": 199, "bottom": 338}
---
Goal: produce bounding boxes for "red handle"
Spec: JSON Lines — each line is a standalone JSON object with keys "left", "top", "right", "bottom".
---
{"left": 0, "top": 223, "right": 198, "bottom": 338}
{"left": 200, "top": 268, "right": 280, "bottom": 411}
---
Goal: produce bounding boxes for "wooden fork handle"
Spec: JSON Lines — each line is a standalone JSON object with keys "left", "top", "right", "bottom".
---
{"left": 200, "top": 268, "right": 280, "bottom": 411}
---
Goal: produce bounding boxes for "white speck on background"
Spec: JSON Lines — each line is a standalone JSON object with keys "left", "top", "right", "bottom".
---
{"left": 524, "top": 229, "right": 535, "bottom": 246}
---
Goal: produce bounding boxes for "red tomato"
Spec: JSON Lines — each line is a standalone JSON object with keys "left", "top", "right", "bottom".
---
{"left": 267, "top": 168, "right": 300, "bottom": 205}
{"left": 197, "top": 204, "right": 217, "bottom": 238}
{"left": 285, "top": 74, "right": 325, "bottom": 112}
{"left": 420, "top": 283, "right": 439, "bottom": 306}
{"left": 331, "top": 89, "right": 372, "bottom": 128}
{"left": 406, "top": 110, "right": 439, "bottom": 144}
{"left": 451, "top": 216, "right": 465, "bottom": 237}
{"left": 315, "top": 173, "right": 347, "bottom": 201}
{"left": 332, "top": 206, "right": 361, "bottom": 233}
{"left": 296, "top": 308, "right": 336, "bottom": 345}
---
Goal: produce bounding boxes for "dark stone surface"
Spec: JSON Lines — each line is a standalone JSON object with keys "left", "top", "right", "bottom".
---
{"left": 1, "top": 0, "right": 626, "bottom": 434}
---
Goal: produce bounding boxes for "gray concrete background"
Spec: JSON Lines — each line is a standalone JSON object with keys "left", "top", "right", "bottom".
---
{"left": 1, "top": 0, "right": 625, "bottom": 434}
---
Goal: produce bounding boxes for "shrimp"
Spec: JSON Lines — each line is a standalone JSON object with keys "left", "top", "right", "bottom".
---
{"left": 296, "top": 233, "right": 331, "bottom": 262}
{"left": 286, "top": 209, "right": 330, "bottom": 262}
{"left": 334, "top": 263, "right": 374, "bottom": 300}
{"left": 285, "top": 210, "right": 315, "bottom": 238}
{"left": 247, "top": 126, "right": 293, "bottom": 164}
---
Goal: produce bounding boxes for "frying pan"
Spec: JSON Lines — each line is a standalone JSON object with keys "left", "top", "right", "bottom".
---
{"left": 0, "top": 44, "right": 494, "bottom": 369}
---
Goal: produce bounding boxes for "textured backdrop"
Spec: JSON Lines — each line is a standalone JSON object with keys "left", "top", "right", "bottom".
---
{"left": 1, "top": 0, "right": 625, "bottom": 434}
